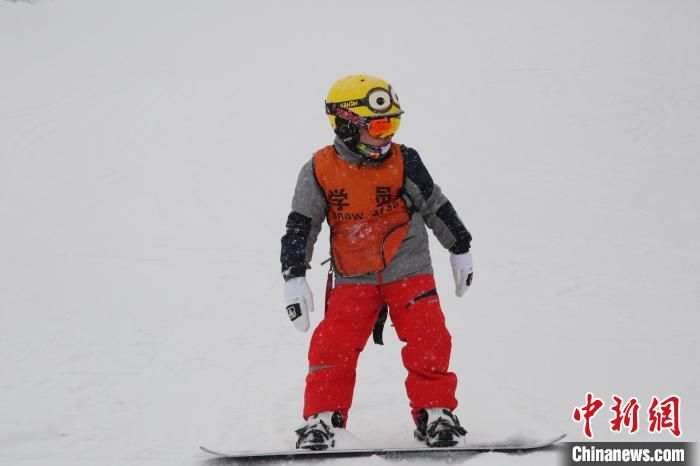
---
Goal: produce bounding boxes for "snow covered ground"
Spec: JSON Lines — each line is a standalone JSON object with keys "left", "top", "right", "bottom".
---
{"left": 1, "top": 1, "right": 699, "bottom": 465}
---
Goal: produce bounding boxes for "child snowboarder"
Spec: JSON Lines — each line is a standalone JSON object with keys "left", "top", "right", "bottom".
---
{"left": 281, "top": 75, "right": 473, "bottom": 450}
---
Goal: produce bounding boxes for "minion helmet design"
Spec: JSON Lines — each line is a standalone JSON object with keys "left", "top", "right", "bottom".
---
{"left": 325, "top": 75, "right": 403, "bottom": 146}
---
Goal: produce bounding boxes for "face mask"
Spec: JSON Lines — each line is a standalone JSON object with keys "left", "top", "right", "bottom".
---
{"left": 355, "top": 141, "right": 391, "bottom": 160}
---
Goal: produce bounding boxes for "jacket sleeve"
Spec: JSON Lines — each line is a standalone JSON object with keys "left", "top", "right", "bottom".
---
{"left": 280, "top": 158, "right": 327, "bottom": 280}
{"left": 401, "top": 146, "right": 472, "bottom": 254}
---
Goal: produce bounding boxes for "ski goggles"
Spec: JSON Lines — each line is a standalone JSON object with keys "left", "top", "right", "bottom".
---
{"left": 326, "top": 104, "right": 402, "bottom": 138}
{"left": 366, "top": 116, "right": 401, "bottom": 138}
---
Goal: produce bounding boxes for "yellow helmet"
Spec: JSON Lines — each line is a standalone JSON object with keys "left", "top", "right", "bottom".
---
{"left": 325, "top": 75, "right": 404, "bottom": 143}
{"left": 326, "top": 75, "right": 403, "bottom": 126}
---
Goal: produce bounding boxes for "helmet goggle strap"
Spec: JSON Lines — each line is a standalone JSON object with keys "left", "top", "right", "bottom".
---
{"left": 326, "top": 104, "right": 401, "bottom": 139}
{"left": 325, "top": 103, "right": 370, "bottom": 130}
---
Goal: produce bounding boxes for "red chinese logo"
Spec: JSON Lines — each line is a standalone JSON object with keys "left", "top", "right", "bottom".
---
{"left": 648, "top": 395, "right": 681, "bottom": 438}
{"left": 573, "top": 394, "right": 682, "bottom": 438}
{"left": 573, "top": 392, "right": 604, "bottom": 438}
{"left": 610, "top": 395, "right": 640, "bottom": 434}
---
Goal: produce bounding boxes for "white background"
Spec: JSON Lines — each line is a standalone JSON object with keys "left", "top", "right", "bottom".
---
{"left": 1, "top": 1, "right": 698, "bottom": 465}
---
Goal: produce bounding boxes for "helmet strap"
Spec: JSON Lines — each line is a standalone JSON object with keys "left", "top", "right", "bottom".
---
{"left": 327, "top": 103, "right": 368, "bottom": 147}
{"left": 334, "top": 117, "right": 360, "bottom": 147}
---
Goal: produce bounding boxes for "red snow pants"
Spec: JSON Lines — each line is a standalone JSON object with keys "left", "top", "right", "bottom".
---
{"left": 303, "top": 274, "right": 458, "bottom": 425}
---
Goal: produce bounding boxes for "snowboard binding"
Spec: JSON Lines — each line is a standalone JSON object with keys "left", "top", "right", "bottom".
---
{"left": 295, "top": 411, "right": 344, "bottom": 451}
{"left": 414, "top": 408, "right": 468, "bottom": 447}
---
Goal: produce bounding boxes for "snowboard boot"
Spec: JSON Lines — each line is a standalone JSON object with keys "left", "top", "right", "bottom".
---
{"left": 295, "top": 411, "right": 344, "bottom": 451}
{"left": 414, "top": 408, "right": 467, "bottom": 447}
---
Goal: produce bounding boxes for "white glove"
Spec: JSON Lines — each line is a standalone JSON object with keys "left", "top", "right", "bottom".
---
{"left": 450, "top": 252, "right": 473, "bottom": 297}
{"left": 284, "top": 277, "right": 314, "bottom": 332}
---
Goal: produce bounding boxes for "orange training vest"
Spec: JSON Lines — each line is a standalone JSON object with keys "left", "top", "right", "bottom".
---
{"left": 313, "top": 143, "right": 411, "bottom": 277}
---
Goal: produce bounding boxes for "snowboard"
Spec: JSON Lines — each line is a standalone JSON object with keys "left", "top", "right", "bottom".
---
{"left": 200, "top": 433, "right": 566, "bottom": 460}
